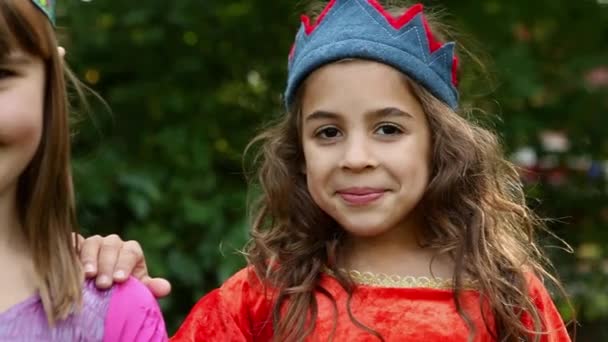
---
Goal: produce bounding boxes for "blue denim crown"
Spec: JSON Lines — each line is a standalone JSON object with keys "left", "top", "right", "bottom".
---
{"left": 285, "top": 0, "right": 459, "bottom": 110}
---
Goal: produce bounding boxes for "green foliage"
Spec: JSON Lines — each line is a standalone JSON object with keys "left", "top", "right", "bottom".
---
{"left": 60, "top": 0, "right": 607, "bottom": 338}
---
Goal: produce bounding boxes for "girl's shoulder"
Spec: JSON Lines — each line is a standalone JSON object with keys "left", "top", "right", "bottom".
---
{"left": 0, "top": 278, "right": 166, "bottom": 341}
{"left": 100, "top": 276, "right": 159, "bottom": 314}
{"left": 217, "top": 266, "right": 275, "bottom": 310}
{"left": 520, "top": 272, "right": 571, "bottom": 340}
{"left": 523, "top": 271, "right": 561, "bottom": 306}
{"left": 172, "top": 266, "right": 274, "bottom": 341}
{"left": 221, "top": 266, "right": 266, "bottom": 290}
{"left": 100, "top": 277, "right": 168, "bottom": 342}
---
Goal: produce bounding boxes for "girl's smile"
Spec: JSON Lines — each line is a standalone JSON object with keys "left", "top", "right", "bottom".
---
{"left": 335, "top": 187, "right": 388, "bottom": 206}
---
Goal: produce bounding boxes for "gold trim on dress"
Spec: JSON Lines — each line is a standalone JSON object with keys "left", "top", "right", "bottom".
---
{"left": 325, "top": 268, "right": 476, "bottom": 290}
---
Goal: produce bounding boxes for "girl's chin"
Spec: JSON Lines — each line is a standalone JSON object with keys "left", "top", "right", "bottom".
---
{"left": 339, "top": 223, "right": 393, "bottom": 238}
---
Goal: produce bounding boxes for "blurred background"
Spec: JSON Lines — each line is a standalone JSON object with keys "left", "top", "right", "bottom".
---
{"left": 57, "top": 0, "right": 607, "bottom": 339}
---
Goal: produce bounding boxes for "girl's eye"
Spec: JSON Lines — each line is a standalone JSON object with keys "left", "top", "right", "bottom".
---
{"left": 316, "top": 127, "right": 342, "bottom": 139}
{"left": 375, "top": 124, "right": 403, "bottom": 136}
{"left": 0, "top": 69, "right": 15, "bottom": 79}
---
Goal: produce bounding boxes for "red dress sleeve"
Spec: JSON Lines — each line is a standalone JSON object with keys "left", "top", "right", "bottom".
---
{"left": 523, "top": 274, "right": 571, "bottom": 342}
{"left": 170, "top": 267, "right": 274, "bottom": 342}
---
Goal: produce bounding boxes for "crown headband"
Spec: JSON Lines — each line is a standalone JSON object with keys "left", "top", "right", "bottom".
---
{"left": 285, "top": 0, "right": 459, "bottom": 110}
{"left": 32, "top": 0, "right": 56, "bottom": 25}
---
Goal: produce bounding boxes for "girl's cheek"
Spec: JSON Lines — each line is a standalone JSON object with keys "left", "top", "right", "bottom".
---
{"left": 0, "top": 97, "right": 43, "bottom": 193}
{"left": 0, "top": 92, "right": 44, "bottom": 148}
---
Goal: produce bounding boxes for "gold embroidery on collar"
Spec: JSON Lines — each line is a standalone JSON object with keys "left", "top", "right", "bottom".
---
{"left": 326, "top": 268, "right": 476, "bottom": 290}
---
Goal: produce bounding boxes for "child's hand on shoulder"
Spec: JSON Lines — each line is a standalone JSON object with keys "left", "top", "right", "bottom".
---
{"left": 76, "top": 234, "right": 171, "bottom": 299}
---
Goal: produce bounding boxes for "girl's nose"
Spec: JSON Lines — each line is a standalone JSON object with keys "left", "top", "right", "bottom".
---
{"left": 338, "top": 134, "right": 378, "bottom": 172}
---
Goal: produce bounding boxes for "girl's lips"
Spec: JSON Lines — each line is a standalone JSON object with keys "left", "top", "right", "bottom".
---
{"left": 336, "top": 188, "right": 386, "bottom": 205}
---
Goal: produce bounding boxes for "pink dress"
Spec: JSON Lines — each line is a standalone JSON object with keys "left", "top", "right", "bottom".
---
{"left": 0, "top": 277, "right": 167, "bottom": 341}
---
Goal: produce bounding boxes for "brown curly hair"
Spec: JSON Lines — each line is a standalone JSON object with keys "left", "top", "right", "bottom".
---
{"left": 244, "top": 1, "right": 572, "bottom": 341}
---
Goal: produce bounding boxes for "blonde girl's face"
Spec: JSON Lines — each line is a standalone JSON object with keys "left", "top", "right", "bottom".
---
{"left": 0, "top": 51, "right": 45, "bottom": 195}
{"left": 300, "top": 60, "right": 431, "bottom": 238}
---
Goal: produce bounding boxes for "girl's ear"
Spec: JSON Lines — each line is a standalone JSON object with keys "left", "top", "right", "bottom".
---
{"left": 58, "top": 46, "right": 66, "bottom": 58}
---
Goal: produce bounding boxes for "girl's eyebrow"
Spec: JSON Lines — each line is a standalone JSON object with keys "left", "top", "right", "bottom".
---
{"left": 304, "top": 107, "right": 414, "bottom": 123}
{"left": 366, "top": 107, "right": 414, "bottom": 121}
{"left": 0, "top": 52, "right": 34, "bottom": 65}
{"left": 304, "top": 110, "right": 341, "bottom": 123}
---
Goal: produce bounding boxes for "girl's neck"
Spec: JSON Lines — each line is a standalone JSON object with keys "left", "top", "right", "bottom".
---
{"left": 340, "top": 215, "right": 455, "bottom": 279}
{"left": 0, "top": 185, "right": 25, "bottom": 249}
{"left": 0, "top": 186, "right": 38, "bottom": 314}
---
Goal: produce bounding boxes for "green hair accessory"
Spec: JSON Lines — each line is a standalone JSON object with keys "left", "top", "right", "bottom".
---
{"left": 32, "top": 0, "right": 56, "bottom": 25}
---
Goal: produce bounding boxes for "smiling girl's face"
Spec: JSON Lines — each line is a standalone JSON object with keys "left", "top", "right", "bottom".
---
{"left": 0, "top": 50, "right": 45, "bottom": 196}
{"left": 300, "top": 60, "right": 432, "bottom": 239}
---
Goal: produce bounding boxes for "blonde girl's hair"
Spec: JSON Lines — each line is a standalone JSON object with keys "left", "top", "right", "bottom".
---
{"left": 0, "top": 0, "right": 85, "bottom": 324}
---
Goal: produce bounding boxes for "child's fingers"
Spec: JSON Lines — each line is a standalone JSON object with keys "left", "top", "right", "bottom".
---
{"left": 95, "top": 234, "right": 124, "bottom": 289}
{"left": 112, "top": 240, "right": 145, "bottom": 282}
{"left": 143, "top": 278, "right": 172, "bottom": 299}
{"left": 79, "top": 234, "right": 103, "bottom": 278}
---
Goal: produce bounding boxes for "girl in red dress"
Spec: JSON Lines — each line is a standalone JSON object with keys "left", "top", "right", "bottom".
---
{"left": 82, "top": 1, "right": 573, "bottom": 341}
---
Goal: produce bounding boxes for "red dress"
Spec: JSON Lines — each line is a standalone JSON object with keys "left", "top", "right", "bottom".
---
{"left": 171, "top": 267, "right": 570, "bottom": 341}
